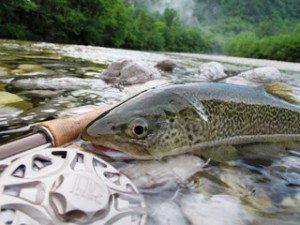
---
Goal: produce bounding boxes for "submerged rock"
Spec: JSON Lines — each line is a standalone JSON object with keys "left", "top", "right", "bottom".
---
{"left": 195, "top": 61, "right": 227, "bottom": 81}
{"left": 225, "top": 67, "right": 281, "bottom": 85}
{"left": 100, "top": 59, "right": 161, "bottom": 85}
{"left": 0, "top": 92, "right": 25, "bottom": 105}
{"left": 10, "top": 63, "right": 53, "bottom": 76}
{"left": 146, "top": 196, "right": 189, "bottom": 225}
{"left": 19, "top": 90, "right": 62, "bottom": 99}
{"left": 155, "top": 59, "right": 185, "bottom": 72}
{"left": 70, "top": 89, "right": 126, "bottom": 105}
{"left": 281, "top": 193, "right": 300, "bottom": 211}
{"left": 12, "top": 77, "right": 108, "bottom": 90}
{"left": 0, "top": 67, "right": 9, "bottom": 76}
{"left": 116, "top": 155, "right": 206, "bottom": 193}
{"left": 0, "top": 91, "right": 32, "bottom": 110}
{"left": 17, "top": 64, "right": 44, "bottom": 71}
{"left": 180, "top": 193, "right": 255, "bottom": 225}
{"left": 0, "top": 106, "right": 23, "bottom": 117}
{"left": 57, "top": 105, "right": 100, "bottom": 117}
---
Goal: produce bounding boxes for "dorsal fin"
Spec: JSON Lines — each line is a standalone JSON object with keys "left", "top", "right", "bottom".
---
{"left": 175, "top": 90, "right": 208, "bottom": 122}
{"left": 262, "top": 82, "right": 300, "bottom": 104}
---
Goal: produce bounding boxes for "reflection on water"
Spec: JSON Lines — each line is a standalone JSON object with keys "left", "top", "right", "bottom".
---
{"left": 1, "top": 40, "right": 300, "bottom": 225}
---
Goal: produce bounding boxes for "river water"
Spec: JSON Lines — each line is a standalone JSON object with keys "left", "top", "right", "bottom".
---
{"left": 1, "top": 39, "right": 300, "bottom": 224}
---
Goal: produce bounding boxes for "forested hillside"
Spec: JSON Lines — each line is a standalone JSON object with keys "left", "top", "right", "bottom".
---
{"left": 0, "top": 0, "right": 299, "bottom": 62}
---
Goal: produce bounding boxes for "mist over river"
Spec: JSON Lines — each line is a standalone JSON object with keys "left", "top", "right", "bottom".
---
{"left": 1, "top": 39, "right": 300, "bottom": 225}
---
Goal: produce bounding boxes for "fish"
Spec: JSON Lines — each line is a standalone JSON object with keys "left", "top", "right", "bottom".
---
{"left": 81, "top": 82, "right": 300, "bottom": 160}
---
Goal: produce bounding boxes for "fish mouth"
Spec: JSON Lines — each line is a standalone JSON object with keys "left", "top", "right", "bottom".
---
{"left": 83, "top": 142, "right": 134, "bottom": 160}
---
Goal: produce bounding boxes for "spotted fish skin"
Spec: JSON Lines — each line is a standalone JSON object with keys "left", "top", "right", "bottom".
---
{"left": 82, "top": 83, "right": 300, "bottom": 159}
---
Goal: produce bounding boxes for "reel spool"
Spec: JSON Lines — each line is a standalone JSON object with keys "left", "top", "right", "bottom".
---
{"left": 0, "top": 147, "right": 146, "bottom": 225}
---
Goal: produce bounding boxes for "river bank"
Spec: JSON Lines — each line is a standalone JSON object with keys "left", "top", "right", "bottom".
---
{"left": 2, "top": 39, "right": 300, "bottom": 72}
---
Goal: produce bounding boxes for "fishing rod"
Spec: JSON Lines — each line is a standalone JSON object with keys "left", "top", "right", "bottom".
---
{"left": 0, "top": 104, "right": 116, "bottom": 160}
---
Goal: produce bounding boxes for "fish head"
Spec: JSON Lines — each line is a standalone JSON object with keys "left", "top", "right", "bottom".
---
{"left": 82, "top": 88, "right": 199, "bottom": 159}
{"left": 82, "top": 111, "right": 166, "bottom": 159}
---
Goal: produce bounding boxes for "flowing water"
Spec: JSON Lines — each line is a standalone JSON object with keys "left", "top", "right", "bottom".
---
{"left": 1, "top": 39, "right": 300, "bottom": 224}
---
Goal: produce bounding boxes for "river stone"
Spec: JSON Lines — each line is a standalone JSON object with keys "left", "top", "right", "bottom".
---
{"left": 281, "top": 193, "right": 300, "bottom": 211}
{"left": 57, "top": 105, "right": 100, "bottom": 117}
{"left": 0, "top": 67, "right": 9, "bottom": 76}
{"left": 0, "top": 92, "right": 26, "bottom": 105}
{"left": 195, "top": 61, "right": 227, "bottom": 81}
{"left": 155, "top": 59, "right": 185, "bottom": 72}
{"left": 116, "top": 155, "right": 205, "bottom": 193}
{"left": 0, "top": 106, "right": 23, "bottom": 118}
{"left": 146, "top": 198, "right": 189, "bottom": 225}
{"left": 0, "top": 91, "right": 32, "bottom": 110}
{"left": 100, "top": 59, "right": 161, "bottom": 85}
{"left": 12, "top": 77, "right": 108, "bottom": 90}
{"left": 10, "top": 63, "right": 48, "bottom": 76}
{"left": 19, "top": 90, "right": 62, "bottom": 99}
{"left": 18, "top": 64, "right": 44, "bottom": 71}
{"left": 225, "top": 67, "right": 281, "bottom": 85}
{"left": 180, "top": 193, "right": 255, "bottom": 225}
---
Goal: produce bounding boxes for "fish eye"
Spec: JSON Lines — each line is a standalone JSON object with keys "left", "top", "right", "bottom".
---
{"left": 129, "top": 118, "right": 148, "bottom": 138}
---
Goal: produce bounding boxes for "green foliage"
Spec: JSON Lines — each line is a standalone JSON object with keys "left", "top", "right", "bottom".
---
{"left": 0, "top": 0, "right": 299, "bottom": 61}
{"left": 163, "top": 8, "right": 178, "bottom": 27}
{"left": 225, "top": 27, "right": 300, "bottom": 62}
{"left": 224, "top": 32, "right": 260, "bottom": 58}
{"left": 0, "top": 0, "right": 210, "bottom": 53}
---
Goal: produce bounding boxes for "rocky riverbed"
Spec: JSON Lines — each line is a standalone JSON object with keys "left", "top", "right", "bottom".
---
{"left": 1, "top": 39, "right": 300, "bottom": 225}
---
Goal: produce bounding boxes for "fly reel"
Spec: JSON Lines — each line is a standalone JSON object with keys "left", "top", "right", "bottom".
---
{"left": 0, "top": 147, "right": 146, "bottom": 225}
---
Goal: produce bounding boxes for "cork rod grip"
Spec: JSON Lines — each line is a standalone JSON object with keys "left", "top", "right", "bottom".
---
{"left": 35, "top": 104, "right": 116, "bottom": 146}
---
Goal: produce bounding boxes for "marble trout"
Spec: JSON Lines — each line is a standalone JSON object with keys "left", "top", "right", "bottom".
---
{"left": 82, "top": 83, "right": 300, "bottom": 159}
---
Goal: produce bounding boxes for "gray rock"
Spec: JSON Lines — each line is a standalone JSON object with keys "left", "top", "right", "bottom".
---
{"left": 155, "top": 59, "right": 185, "bottom": 72}
{"left": 225, "top": 67, "right": 281, "bottom": 86}
{"left": 196, "top": 61, "right": 227, "bottom": 81}
{"left": 100, "top": 59, "right": 161, "bottom": 85}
